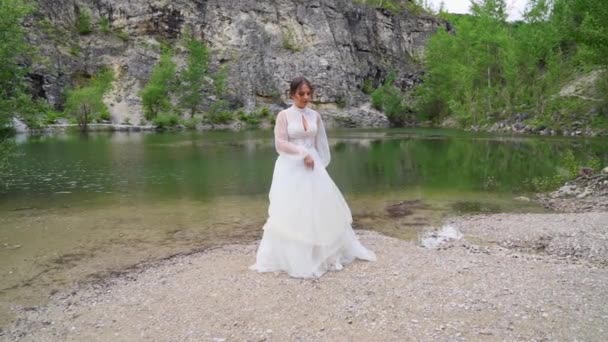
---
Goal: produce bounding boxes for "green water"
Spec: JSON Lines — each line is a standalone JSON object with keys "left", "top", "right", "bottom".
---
{"left": 4, "top": 129, "right": 606, "bottom": 200}
{"left": 0, "top": 128, "right": 606, "bottom": 326}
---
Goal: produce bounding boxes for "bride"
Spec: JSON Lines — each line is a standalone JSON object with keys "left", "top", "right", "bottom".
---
{"left": 250, "top": 77, "right": 376, "bottom": 278}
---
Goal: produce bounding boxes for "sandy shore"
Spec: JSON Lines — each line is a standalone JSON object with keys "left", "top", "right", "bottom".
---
{"left": 2, "top": 211, "right": 607, "bottom": 341}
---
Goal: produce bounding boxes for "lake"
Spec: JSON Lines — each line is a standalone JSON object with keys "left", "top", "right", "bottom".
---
{"left": 0, "top": 128, "right": 606, "bottom": 326}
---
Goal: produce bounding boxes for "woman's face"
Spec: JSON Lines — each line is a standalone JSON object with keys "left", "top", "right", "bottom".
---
{"left": 292, "top": 84, "right": 312, "bottom": 108}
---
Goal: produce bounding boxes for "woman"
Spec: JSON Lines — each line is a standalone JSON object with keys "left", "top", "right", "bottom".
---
{"left": 250, "top": 77, "right": 376, "bottom": 278}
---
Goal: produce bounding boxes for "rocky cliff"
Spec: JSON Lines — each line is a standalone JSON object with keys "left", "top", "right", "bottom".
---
{"left": 25, "top": 0, "right": 443, "bottom": 127}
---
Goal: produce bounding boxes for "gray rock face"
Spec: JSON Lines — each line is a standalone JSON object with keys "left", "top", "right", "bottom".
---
{"left": 26, "top": 0, "right": 442, "bottom": 127}
{"left": 537, "top": 172, "right": 608, "bottom": 213}
{"left": 11, "top": 118, "right": 29, "bottom": 133}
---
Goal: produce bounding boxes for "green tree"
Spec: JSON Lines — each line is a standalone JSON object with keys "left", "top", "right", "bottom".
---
{"left": 553, "top": 0, "right": 608, "bottom": 66}
{"left": 64, "top": 69, "right": 114, "bottom": 131}
{"left": 470, "top": 0, "right": 507, "bottom": 21}
{"left": 0, "top": 0, "right": 34, "bottom": 173}
{"left": 552, "top": 0, "right": 608, "bottom": 115}
{"left": 415, "top": 14, "right": 480, "bottom": 124}
{"left": 0, "top": 0, "right": 34, "bottom": 128}
{"left": 179, "top": 36, "right": 209, "bottom": 118}
{"left": 64, "top": 87, "right": 104, "bottom": 130}
{"left": 577, "top": 3, "right": 608, "bottom": 66}
{"left": 511, "top": 0, "right": 566, "bottom": 117}
{"left": 415, "top": 0, "right": 579, "bottom": 127}
{"left": 140, "top": 47, "right": 176, "bottom": 120}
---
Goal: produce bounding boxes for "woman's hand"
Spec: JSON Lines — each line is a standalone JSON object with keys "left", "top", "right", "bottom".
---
{"left": 304, "top": 154, "right": 315, "bottom": 169}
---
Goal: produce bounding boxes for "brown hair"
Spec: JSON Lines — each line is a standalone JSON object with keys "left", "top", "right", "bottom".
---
{"left": 289, "top": 76, "right": 314, "bottom": 98}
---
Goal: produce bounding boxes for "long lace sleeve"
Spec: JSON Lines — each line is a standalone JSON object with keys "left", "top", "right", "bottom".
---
{"left": 274, "top": 110, "right": 307, "bottom": 158}
{"left": 315, "top": 112, "right": 331, "bottom": 167}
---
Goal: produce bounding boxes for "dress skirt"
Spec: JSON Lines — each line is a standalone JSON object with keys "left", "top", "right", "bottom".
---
{"left": 250, "top": 147, "right": 376, "bottom": 278}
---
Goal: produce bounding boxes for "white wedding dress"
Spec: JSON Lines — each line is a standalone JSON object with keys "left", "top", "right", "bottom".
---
{"left": 250, "top": 105, "right": 376, "bottom": 278}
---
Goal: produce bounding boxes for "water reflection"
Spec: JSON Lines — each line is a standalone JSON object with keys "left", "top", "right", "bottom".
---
{"left": 1, "top": 129, "right": 607, "bottom": 205}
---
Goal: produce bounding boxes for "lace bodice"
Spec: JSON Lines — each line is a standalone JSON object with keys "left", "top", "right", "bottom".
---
{"left": 274, "top": 105, "right": 331, "bottom": 167}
